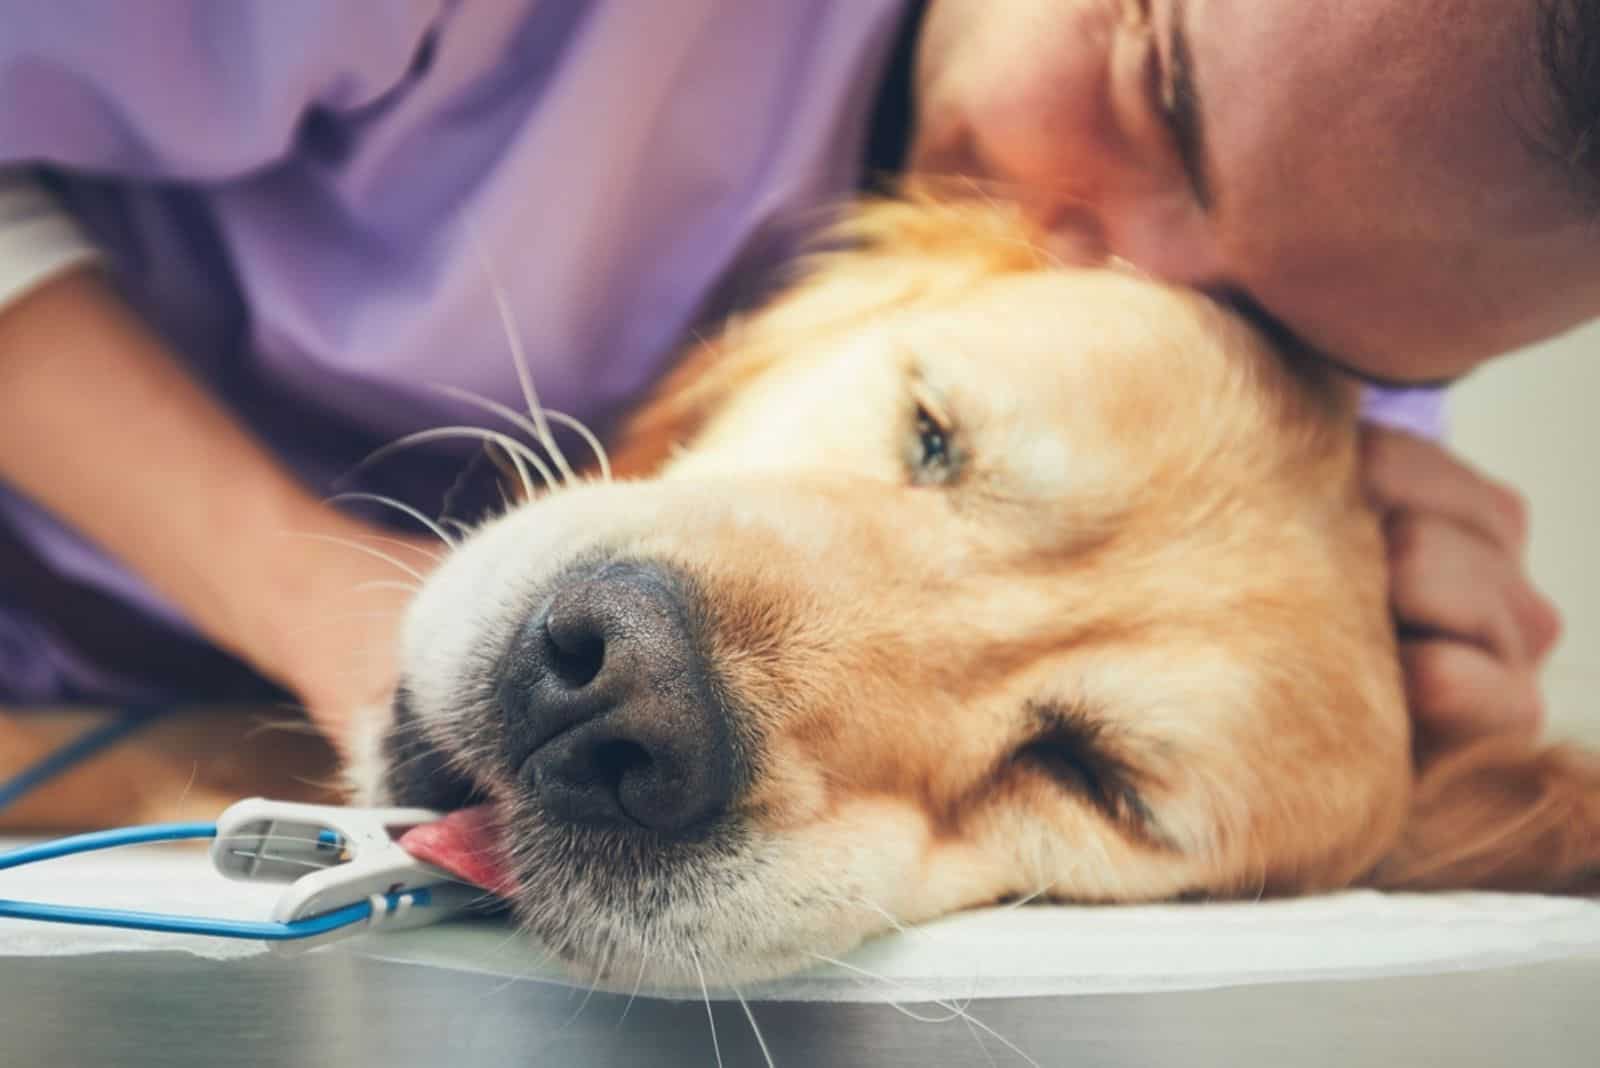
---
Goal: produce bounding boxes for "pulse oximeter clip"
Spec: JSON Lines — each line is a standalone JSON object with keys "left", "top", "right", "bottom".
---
{"left": 0, "top": 798, "right": 488, "bottom": 950}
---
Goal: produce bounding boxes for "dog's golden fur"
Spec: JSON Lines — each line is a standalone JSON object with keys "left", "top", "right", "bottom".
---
{"left": 609, "top": 197, "right": 1415, "bottom": 901}
{"left": 4, "top": 195, "right": 1595, "bottom": 980}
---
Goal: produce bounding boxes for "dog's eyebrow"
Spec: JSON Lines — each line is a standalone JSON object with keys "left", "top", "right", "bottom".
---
{"left": 1167, "top": 0, "right": 1215, "bottom": 211}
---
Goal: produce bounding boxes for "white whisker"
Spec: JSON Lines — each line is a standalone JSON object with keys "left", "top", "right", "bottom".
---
{"left": 355, "top": 426, "right": 551, "bottom": 499}
{"left": 172, "top": 760, "right": 200, "bottom": 812}
{"left": 475, "top": 929, "right": 564, "bottom": 1006}
{"left": 497, "top": 441, "right": 537, "bottom": 504}
{"left": 558, "top": 953, "right": 606, "bottom": 1034}
{"left": 278, "top": 531, "right": 428, "bottom": 583}
{"left": 1002, "top": 884, "right": 1054, "bottom": 910}
{"left": 805, "top": 954, "right": 960, "bottom": 1023}
{"left": 936, "top": 1005, "right": 1038, "bottom": 1066}
{"left": 733, "top": 984, "right": 777, "bottom": 1068}
{"left": 425, "top": 381, "right": 544, "bottom": 443}
{"left": 805, "top": 954, "right": 1039, "bottom": 1068}
{"left": 691, "top": 950, "right": 724, "bottom": 1068}
{"left": 327, "top": 491, "right": 456, "bottom": 547}
{"left": 279, "top": 608, "right": 415, "bottom": 638}
{"left": 824, "top": 891, "right": 911, "bottom": 936}
{"left": 616, "top": 938, "right": 651, "bottom": 1030}
{"left": 439, "top": 517, "right": 476, "bottom": 539}
{"left": 424, "top": 382, "right": 607, "bottom": 484}
{"left": 541, "top": 409, "right": 611, "bottom": 483}
{"left": 467, "top": 230, "right": 575, "bottom": 484}
{"left": 345, "top": 532, "right": 443, "bottom": 564}
{"left": 962, "top": 1013, "right": 1003, "bottom": 1068}
{"left": 883, "top": 1002, "right": 966, "bottom": 1024}
{"left": 348, "top": 579, "right": 424, "bottom": 596}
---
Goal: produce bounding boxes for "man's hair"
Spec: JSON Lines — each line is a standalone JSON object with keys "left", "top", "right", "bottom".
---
{"left": 1538, "top": 0, "right": 1600, "bottom": 200}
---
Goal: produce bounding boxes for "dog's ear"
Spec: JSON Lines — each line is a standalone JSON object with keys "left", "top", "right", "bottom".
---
{"left": 1368, "top": 738, "right": 1600, "bottom": 893}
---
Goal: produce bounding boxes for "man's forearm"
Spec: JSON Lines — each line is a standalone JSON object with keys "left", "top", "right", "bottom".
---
{"left": 0, "top": 267, "right": 400, "bottom": 706}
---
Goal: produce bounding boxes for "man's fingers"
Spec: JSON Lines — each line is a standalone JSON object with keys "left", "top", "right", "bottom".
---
{"left": 1514, "top": 584, "right": 1564, "bottom": 664}
{"left": 1360, "top": 426, "right": 1528, "bottom": 554}
{"left": 1360, "top": 426, "right": 1561, "bottom": 753}
{"left": 1399, "top": 639, "right": 1544, "bottom": 744}
{"left": 1385, "top": 511, "right": 1531, "bottom": 662}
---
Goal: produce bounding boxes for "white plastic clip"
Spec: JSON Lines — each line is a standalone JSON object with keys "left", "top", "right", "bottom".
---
{"left": 211, "top": 798, "right": 488, "bottom": 953}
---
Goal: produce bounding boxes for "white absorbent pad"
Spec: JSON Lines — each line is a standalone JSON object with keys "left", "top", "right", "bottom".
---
{"left": 2, "top": 836, "right": 1598, "bottom": 1002}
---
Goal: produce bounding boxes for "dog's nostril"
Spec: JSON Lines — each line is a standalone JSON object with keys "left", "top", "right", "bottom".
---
{"left": 543, "top": 618, "right": 605, "bottom": 689}
{"left": 589, "top": 738, "right": 652, "bottom": 792}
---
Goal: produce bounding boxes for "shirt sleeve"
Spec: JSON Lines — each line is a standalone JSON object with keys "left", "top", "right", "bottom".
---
{"left": 0, "top": 0, "right": 442, "bottom": 180}
{"left": 1360, "top": 386, "right": 1448, "bottom": 441}
{"left": 0, "top": 167, "right": 101, "bottom": 316}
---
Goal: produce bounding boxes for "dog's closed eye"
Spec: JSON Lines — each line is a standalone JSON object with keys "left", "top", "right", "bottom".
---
{"left": 1012, "top": 703, "right": 1163, "bottom": 842}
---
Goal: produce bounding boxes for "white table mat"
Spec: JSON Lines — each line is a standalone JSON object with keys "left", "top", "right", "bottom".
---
{"left": 4, "top": 836, "right": 1598, "bottom": 1002}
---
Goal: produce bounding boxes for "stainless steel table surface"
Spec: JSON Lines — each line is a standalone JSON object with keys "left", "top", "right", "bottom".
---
{"left": 1, "top": 948, "right": 1595, "bottom": 1067}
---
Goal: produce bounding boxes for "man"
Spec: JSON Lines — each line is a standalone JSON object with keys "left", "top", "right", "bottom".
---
{"left": 0, "top": 0, "right": 1588, "bottom": 753}
{"left": 910, "top": 0, "right": 1595, "bottom": 745}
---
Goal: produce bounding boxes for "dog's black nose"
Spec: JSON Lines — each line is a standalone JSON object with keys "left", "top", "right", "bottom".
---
{"left": 498, "top": 561, "right": 739, "bottom": 835}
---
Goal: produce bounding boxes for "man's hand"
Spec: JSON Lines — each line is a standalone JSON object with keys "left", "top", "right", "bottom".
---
{"left": 1360, "top": 426, "right": 1562, "bottom": 752}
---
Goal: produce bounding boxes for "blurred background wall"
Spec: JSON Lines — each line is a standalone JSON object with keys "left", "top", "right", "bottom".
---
{"left": 1449, "top": 321, "right": 1600, "bottom": 745}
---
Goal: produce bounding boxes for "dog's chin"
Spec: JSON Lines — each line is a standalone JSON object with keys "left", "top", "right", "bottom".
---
{"left": 490, "top": 798, "right": 772, "bottom": 974}
{"left": 386, "top": 790, "right": 885, "bottom": 985}
{"left": 394, "top": 799, "right": 811, "bottom": 986}
{"left": 381, "top": 757, "right": 832, "bottom": 984}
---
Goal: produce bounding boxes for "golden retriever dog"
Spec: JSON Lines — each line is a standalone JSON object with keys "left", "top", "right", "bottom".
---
{"left": 348, "top": 195, "right": 1600, "bottom": 988}
{"left": 2, "top": 194, "right": 1591, "bottom": 984}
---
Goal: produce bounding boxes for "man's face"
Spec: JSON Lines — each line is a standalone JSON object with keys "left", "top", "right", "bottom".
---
{"left": 912, "top": 0, "right": 1599, "bottom": 383}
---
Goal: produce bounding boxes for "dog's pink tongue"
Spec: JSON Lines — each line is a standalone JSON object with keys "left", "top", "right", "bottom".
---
{"left": 398, "top": 805, "right": 517, "bottom": 898}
